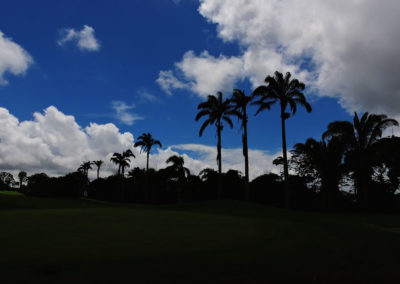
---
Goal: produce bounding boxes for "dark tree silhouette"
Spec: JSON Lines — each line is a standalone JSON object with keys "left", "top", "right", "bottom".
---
{"left": 166, "top": 155, "right": 190, "bottom": 182}
{"left": 93, "top": 160, "right": 103, "bottom": 179}
{"left": 78, "top": 161, "right": 92, "bottom": 177}
{"left": 0, "top": 172, "right": 15, "bottom": 189}
{"left": 323, "top": 112, "right": 398, "bottom": 206}
{"left": 166, "top": 155, "right": 190, "bottom": 201}
{"left": 199, "top": 168, "right": 218, "bottom": 182}
{"left": 253, "top": 71, "right": 312, "bottom": 209}
{"left": 134, "top": 133, "right": 162, "bottom": 171}
{"left": 18, "top": 171, "right": 28, "bottom": 188}
{"left": 231, "top": 89, "right": 252, "bottom": 200}
{"left": 291, "top": 137, "right": 347, "bottom": 208}
{"left": 195, "top": 92, "right": 241, "bottom": 197}
{"left": 110, "top": 150, "right": 135, "bottom": 176}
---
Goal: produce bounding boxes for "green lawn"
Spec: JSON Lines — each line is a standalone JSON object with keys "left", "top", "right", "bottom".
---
{"left": 1, "top": 192, "right": 400, "bottom": 283}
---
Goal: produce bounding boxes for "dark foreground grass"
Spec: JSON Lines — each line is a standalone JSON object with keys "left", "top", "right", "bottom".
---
{"left": 1, "top": 192, "right": 400, "bottom": 283}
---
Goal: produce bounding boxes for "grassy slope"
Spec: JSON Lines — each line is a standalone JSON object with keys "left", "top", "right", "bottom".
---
{"left": 1, "top": 192, "right": 400, "bottom": 283}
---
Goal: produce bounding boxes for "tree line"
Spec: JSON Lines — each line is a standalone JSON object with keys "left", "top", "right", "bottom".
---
{"left": 1, "top": 71, "right": 399, "bottom": 212}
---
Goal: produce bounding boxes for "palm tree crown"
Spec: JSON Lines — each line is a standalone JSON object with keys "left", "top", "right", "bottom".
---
{"left": 110, "top": 149, "right": 135, "bottom": 176}
{"left": 252, "top": 71, "right": 312, "bottom": 209}
{"left": 78, "top": 161, "right": 92, "bottom": 177}
{"left": 322, "top": 112, "right": 398, "bottom": 204}
{"left": 134, "top": 133, "right": 162, "bottom": 171}
{"left": 166, "top": 155, "right": 190, "bottom": 182}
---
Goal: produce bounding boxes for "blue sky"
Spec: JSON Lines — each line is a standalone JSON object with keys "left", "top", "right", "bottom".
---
{"left": 1, "top": 0, "right": 399, "bottom": 177}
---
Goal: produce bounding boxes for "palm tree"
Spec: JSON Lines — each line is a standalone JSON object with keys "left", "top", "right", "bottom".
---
{"left": 231, "top": 89, "right": 252, "bottom": 200}
{"left": 292, "top": 137, "right": 347, "bottom": 208}
{"left": 252, "top": 71, "right": 312, "bottom": 209}
{"left": 93, "top": 160, "right": 103, "bottom": 179}
{"left": 166, "top": 155, "right": 190, "bottom": 201}
{"left": 134, "top": 133, "right": 162, "bottom": 171}
{"left": 199, "top": 168, "right": 218, "bottom": 182}
{"left": 78, "top": 161, "right": 92, "bottom": 177}
{"left": 166, "top": 155, "right": 190, "bottom": 181}
{"left": 110, "top": 150, "right": 135, "bottom": 176}
{"left": 196, "top": 92, "right": 241, "bottom": 174}
{"left": 323, "top": 112, "right": 398, "bottom": 206}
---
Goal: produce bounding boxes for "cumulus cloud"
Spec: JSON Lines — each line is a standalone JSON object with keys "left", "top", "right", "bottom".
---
{"left": 58, "top": 25, "right": 100, "bottom": 51}
{"left": 0, "top": 106, "right": 280, "bottom": 180}
{"left": 111, "top": 101, "right": 143, "bottom": 125}
{"left": 169, "top": 144, "right": 281, "bottom": 179}
{"left": 0, "top": 30, "right": 33, "bottom": 85}
{"left": 160, "top": 0, "right": 400, "bottom": 116}
{"left": 157, "top": 50, "right": 245, "bottom": 97}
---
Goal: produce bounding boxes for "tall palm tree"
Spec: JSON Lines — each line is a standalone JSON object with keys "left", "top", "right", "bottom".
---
{"left": 292, "top": 137, "right": 347, "bottom": 208}
{"left": 252, "top": 71, "right": 312, "bottom": 209}
{"left": 196, "top": 91, "right": 241, "bottom": 175}
{"left": 93, "top": 160, "right": 103, "bottom": 179}
{"left": 134, "top": 133, "right": 162, "bottom": 171}
{"left": 231, "top": 89, "right": 252, "bottom": 200}
{"left": 78, "top": 161, "right": 92, "bottom": 177}
{"left": 110, "top": 150, "right": 135, "bottom": 176}
{"left": 323, "top": 112, "right": 398, "bottom": 206}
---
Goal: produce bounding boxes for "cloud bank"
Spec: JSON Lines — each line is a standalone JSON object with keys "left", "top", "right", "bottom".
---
{"left": 158, "top": 0, "right": 400, "bottom": 116}
{"left": 58, "top": 25, "right": 100, "bottom": 51}
{"left": 0, "top": 106, "right": 279, "bottom": 180}
{"left": 0, "top": 30, "right": 33, "bottom": 85}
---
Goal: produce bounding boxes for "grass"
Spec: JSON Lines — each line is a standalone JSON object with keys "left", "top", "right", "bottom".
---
{"left": 1, "top": 192, "right": 400, "bottom": 283}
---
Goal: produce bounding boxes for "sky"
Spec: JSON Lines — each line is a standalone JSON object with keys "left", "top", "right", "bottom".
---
{"left": 1, "top": 0, "right": 400, "bottom": 179}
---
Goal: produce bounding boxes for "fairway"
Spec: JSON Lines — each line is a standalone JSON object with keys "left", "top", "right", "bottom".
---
{"left": 1, "top": 193, "right": 400, "bottom": 283}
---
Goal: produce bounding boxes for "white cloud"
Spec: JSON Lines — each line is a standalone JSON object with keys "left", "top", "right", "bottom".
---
{"left": 0, "top": 106, "right": 280, "bottom": 180}
{"left": 169, "top": 144, "right": 281, "bottom": 179}
{"left": 156, "top": 70, "right": 190, "bottom": 95}
{"left": 160, "top": 0, "right": 400, "bottom": 117}
{"left": 0, "top": 30, "right": 33, "bottom": 85}
{"left": 111, "top": 101, "right": 143, "bottom": 126}
{"left": 58, "top": 25, "right": 100, "bottom": 51}
{"left": 137, "top": 89, "right": 162, "bottom": 103}
{"left": 157, "top": 50, "right": 245, "bottom": 97}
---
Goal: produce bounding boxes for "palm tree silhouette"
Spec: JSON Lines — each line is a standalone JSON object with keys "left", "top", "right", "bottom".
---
{"left": 231, "top": 89, "right": 252, "bottom": 200}
{"left": 195, "top": 91, "right": 241, "bottom": 175}
{"left": 110, "top": 150, "right": 135, "bottom": 176}
{"left": 253, "top": 71, "right": 312, "bottom": 209}
{"left": 199, "top": 168, "right": 218, "bottom": 182}
{"left": 93, "top": 160, "right": 103, "bottom": 179}
{"left": 78, "top": 161, "right": 92, "bottom": 177}
{"left": 323, "top": 112, "right": 398, "bottom": 206}
{"left": 166, "top": 155, "right": 190, "bottom": 181}
{"left": 134, "top": 133, "right": 162, "bottom": 171}
{"left": 292, "top": 136, "right": 347, "bottom": 207}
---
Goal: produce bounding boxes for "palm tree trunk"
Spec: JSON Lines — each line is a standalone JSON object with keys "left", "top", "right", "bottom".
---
{"left": 243, "top": 113, "right": 250, "bottom": 201}
{"left": 146, "top": 152, "right": 149, "bottom": 171}
{"left": 217, "top": 123, "right": 223, "bottom": 198}
{"left": 281, "top": 111, "right": 290, "bottom": 209}
{"left": 97, "top": 167, "right": 100, "bottom": 179}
